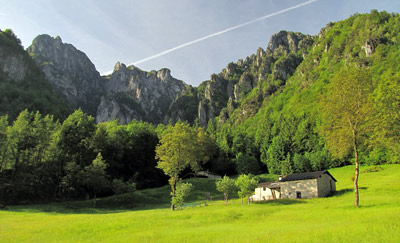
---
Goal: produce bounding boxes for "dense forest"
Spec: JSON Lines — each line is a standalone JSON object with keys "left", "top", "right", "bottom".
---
{"left": 0, "top": 110, "right": 171, "bottom": 203}
{"left": 1, "top": 11, "right": 400, "bottom": 204}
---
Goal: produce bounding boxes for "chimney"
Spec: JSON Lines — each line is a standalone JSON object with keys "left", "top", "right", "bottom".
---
{"left": 279, "top": 175, "right": 282, "bottom": 181}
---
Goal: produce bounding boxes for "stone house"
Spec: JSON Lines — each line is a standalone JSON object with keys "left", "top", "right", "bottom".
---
{"left": 252, "top": 170, "right": 337, "bottom": 201}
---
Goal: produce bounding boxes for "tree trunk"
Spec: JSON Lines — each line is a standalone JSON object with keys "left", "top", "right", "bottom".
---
{"left": 171, "top": 178, "right": 176, "bottom": 211}
{"left": 224, "top": 193, "right": 228, "bottom": 205}
{"left": 93, "top": 192, "right": 97, "bottom": 208}
{"left": 247, "top": 196, "right": 250, "bottom": 205}
{"left": 352, "top": 129, "right": 359, "bottom": 207}
{"left": 241, "top": 196, "right": 243, "bottom": 205}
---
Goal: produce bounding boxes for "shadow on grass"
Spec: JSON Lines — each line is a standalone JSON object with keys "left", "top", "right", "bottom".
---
{"left": 332, "top": 187, "right": 368, "bottom": 197}
{"left": 4, "top": 192, "right": 172, "bottom": 214}
{"left": 254, "top": 199, "right": 307, "bottom": 206}
{"left": 5, "top": 201, "right": 171, "bottom": 215}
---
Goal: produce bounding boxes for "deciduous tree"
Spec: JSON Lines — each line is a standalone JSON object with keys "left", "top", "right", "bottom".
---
{"left": 216, "top": 175, "right": 237, "bottom": 204}
{"left": 235, "top": 174, "right": 259, "bottom": 205}
{"left": 321, "top": 66, "right": 373, "bottom": 207}
{"left": 80, "top": 153, "right": 109, "bottom": 208}
{"left": 156, "top": 122, "right": 213, "bottom": 210}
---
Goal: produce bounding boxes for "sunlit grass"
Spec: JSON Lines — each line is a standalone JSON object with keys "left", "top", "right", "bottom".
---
{"left": 1, "top": 165, "right": 399, "bottom": 242}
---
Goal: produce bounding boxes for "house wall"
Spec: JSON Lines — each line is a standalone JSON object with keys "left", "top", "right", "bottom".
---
{"left": 317, "top": 173, "right": 336, "bottom": 197}
{"left": 280, "top": 179, "right": 318, "bottom": 199}
{"left": 252, "top": 187, "right": 281, "bottom": 201}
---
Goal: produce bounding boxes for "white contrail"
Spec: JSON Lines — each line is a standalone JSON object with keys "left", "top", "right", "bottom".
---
{"left": 102, "top": 0, "right": 318, "bottom": 75}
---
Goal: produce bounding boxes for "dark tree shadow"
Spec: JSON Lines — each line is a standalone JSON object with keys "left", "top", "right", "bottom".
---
{"left": 254, "top": 199, "right": 307, "bottom": 206}
{"left": 332, "top": 187, "right": 368, "bottom": 197}
{"left": 4, "top": 201, "right": 171, "bottom": 214}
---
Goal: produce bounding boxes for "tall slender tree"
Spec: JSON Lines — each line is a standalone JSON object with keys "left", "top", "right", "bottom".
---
{"left": 321, "top": 66, "right": 373, "bottom": 207}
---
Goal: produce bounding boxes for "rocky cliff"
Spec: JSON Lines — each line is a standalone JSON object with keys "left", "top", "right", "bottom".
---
{"left": 27, "top": 35, "right": 104, "bottom": 116}
{"left": 194, "top": 31, "right": 314, "bottom": 126}
{"left": 0, "top": 43, "right": 27, "bottom": 83}
{"left": 96, "top": 62, "right": 189, "bottom": 124}
{"left": 0, "top": 29, "right": 71, "bottom": 120}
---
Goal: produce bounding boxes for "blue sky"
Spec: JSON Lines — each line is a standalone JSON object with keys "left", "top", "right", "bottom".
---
{"left": 1, "top": 0, "right": 400, "bottom": 86}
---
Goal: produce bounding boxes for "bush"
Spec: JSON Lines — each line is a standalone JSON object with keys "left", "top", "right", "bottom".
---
{"left": 112, "top": 179, "right": 136, "bottom": 195}
{"left": 234, "top": 152, "right": 260, "bottom": 174}
{"left": 172, "top": 182, "right": 194, "bottom": 209}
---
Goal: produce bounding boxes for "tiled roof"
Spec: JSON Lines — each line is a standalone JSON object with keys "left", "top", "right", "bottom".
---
{"left": 280, "top": 170, "right": 337, "bottom": 182}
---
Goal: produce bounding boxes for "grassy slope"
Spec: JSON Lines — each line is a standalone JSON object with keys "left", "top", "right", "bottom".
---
{"left": 1, "top": 165, "right": 399, "bottom": 242}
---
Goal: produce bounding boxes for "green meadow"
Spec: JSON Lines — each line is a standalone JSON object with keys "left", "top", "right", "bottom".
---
{"left": 1, "top": 165, "right": 399, "bottom": 242}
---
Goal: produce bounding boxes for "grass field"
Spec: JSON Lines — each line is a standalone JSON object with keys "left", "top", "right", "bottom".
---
{"left": 1, "top": 165, "right": 399, "bottom": 242}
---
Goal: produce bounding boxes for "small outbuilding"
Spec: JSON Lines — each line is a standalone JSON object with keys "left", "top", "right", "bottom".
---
{"left": 252, "top": 170, "right": 337, "bottom": 201}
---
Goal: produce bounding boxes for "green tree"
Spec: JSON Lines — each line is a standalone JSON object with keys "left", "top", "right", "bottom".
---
{"left": 111, "top": 179, "right": 136, "bottom": 195}
{"left": 216, "top": 175, "right": 237, "bottom": 204}
{"left": 4, "top": 110, "right": 59, "bottom": 201}
{"left": 171, "top": 182, "right": 194, "bottom": 209}
{"left": 235, "top": 174, "right": 259, "bottom": 205}
{"left": 0, "top": 116, "right": 9, "bottom": 172}
{"left": 156, "top": 122, "right": 213, "bottom": 210}
{"left": 58, "top": 109, "right": 96, "bottom": 167}
{"left": 321, "top": 67, "right": 373, "bottom": 207}
{"left": 280, "top": 153, "right": 293, "bottom": 176}
{"left": 264, "top": 136, "right": 285, "bottom": 174}
{"left": 61, "top": 161, "right": 81, "bottom": 196}
{"left": 80, "top": 153, "right": 109, "bottom": 207}
{"left": 293, "top": 153, "right": 311, "bottom": 173}
{"left": 234, "top": 152, "right": 260, "bottom": 174}
{"left": 371, "top": 73, "right": 400, "bottom": 163}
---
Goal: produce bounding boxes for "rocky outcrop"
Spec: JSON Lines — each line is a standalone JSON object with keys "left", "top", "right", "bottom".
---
{"left": 197, "top": 31, "right": 313, "bottom": 126}
{"left": 0, "top": 33, "right": 28, "bottom": 82}
{"left": 96, "top": 62, "right": 188, "bottom": 124}
{"left": 198, "top": 74, "right": 236, "bottom": 126}
{"left": 0, "top": 54, "right": 27, "bottom": 82}
{"left": 0, "top": 30, "right": 72, "bottom": 120}
{"left": 266, "top": 31, "right": 306, "bottom": 56}
{"left": 27, "top": 35, "right": 104, "bottom": 116}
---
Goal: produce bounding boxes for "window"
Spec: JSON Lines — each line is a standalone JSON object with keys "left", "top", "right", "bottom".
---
{"left": 263, "top": 187, "right": 266, "bottom": 191}
{"left": 296, "top": 191, "right": 301, "bottom": 199}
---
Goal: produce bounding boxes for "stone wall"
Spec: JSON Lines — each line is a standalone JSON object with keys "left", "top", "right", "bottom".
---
{"left": 281, "top": 179, "right": 318, "bottom": 199}
{"left": 317, "top": 173, "right": 336, "bottom": 197}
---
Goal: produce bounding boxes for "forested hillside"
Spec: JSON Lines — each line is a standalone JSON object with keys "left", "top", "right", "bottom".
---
{"left": 0, "top": 29, "right": 71, "bottom": 121}
{"left": 210, "top": 10, "right": 400, "bottom": 176}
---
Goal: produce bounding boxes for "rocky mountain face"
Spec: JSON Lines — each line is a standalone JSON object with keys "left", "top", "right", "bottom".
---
{"left": 95, "top": 30, "right": 314, "bottom": 126}
{"left": 0, "top": 42, "right": 28, "bottom": 83}
{"left": 193, "top": 31, "right": 314, "bottom": 126}
{"left": 0, "top": 29, "right": 71, "bottom": 120}
{"left": 27, "top": 35, "right": 104, "bottom": 116}
{"left": 96, "top": 62, "right": 188, "bottom": 124}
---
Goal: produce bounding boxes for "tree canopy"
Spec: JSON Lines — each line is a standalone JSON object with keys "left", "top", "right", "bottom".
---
{"left": 155, "top": 121, "right": 214, "bottom": 210}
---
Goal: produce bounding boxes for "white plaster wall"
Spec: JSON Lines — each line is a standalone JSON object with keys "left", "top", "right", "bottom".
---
{"left": 253, "top": 187, "right": 281, "bottom": 201}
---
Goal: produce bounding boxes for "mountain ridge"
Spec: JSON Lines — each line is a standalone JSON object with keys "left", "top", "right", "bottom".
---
{"left": 2, "top": 10, "right": 399, "bottom": 133}
{"left": 23, "top": 29, "right": 309, "bottom": 126}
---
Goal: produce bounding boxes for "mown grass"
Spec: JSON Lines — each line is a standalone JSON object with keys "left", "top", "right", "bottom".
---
{"left": 1, "top": 165, "right": 399, "bottom": 242}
